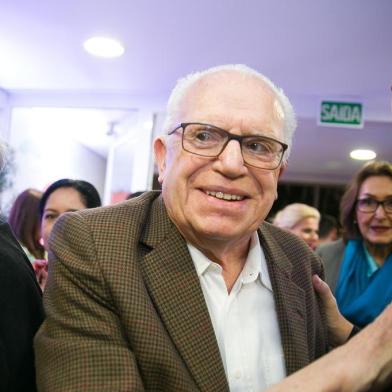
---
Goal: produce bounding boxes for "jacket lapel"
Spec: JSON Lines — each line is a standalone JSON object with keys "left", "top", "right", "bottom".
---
{"left": 139, "top": 197, "right": 229, "bottom": 391}
{"left": 258, "top": 225, "right": 309, "bottom": 375}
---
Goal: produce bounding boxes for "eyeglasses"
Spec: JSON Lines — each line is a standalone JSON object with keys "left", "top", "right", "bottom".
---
{"left": 356, "top": 197, "right": 392, "bottom": 213}
{"left": 168, "top": 122, "right": 288, "bottom": 170}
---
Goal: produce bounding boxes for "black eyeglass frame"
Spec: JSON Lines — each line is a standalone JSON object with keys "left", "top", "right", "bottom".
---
{"left": 168, "top": 122, "right": 288, "bottom": 170}
{"left": 356, "top": 198, "right": 392, "bottom": 213}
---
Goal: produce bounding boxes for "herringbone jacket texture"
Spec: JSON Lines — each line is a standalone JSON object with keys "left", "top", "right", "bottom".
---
{"left": 35, "top": 192, "right": 328, "bottom": 391}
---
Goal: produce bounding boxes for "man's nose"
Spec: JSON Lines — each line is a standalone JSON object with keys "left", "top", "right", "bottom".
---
{"left": 214, "top": 140, "right": 247, "bottom": 177}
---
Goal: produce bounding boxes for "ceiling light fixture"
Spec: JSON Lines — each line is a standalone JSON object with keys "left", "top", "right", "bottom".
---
{"left": 83, "top": 36, "right": 125, "bottom": 58}
{"left": 350, "top": 149, "right": 377, "bottom": 160}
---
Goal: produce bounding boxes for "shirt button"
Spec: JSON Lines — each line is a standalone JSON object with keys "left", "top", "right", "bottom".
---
{"left": 234, "top": 370, "right": 242, "bottom": 379}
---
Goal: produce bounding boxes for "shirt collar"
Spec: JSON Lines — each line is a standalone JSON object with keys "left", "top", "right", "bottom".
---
{"left": 188, "top": 243, "right": 211, "bottom": 277}
{"left": 187, "top": 231, "right": 272, "bottom": 291}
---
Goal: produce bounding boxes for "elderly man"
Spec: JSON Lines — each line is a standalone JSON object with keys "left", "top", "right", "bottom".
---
{"left": 35, "top": 65, "right": 327, "bottom": 391}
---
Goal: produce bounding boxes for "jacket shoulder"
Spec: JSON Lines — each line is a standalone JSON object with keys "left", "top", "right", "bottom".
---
{"left": 78, "top": 191, "right": 160, "bottom": 221}
{"left": 48, "top": 191, "right": 165, "bottom": 258}
{"left": 261, "top": 221, "right": 317, "bottom": 257}
{"left": 260, "top": 221, "right": 324, "bottom": 275}
{"left": 57, "top": 191, "right": 162, "bottom": 236}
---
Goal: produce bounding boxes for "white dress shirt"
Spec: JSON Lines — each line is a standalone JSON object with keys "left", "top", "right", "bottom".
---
{"left": 188, "top": 232, "right": 286, "bottom": 392}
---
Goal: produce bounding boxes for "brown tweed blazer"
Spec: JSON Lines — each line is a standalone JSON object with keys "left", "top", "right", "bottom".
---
{"left": 35, "top": 191, "right": 328, "bottom": 391}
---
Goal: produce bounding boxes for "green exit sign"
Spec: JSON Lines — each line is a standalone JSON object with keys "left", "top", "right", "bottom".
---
{"left": 319, "top": 101, "right": 363, "bottom": 128}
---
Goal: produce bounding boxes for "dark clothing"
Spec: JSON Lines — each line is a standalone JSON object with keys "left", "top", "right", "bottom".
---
{"left": 316, "top": 239, "right": 345, "bottom": 293}
{"left": 0, "top": 216, "right": 44, "bottom": 392}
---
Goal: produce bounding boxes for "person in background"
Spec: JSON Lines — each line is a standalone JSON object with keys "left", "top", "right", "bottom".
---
{"left": 317, "top": 214, "right": 339, "bottom": 246}
{"left": 34, "top": 178, "right": 102, "bottom": 290}
{"left": 8, "top": 188, "right": 45, "bottom": 262}
{"left": 273, "top": 203, "right": 320, "bottom": 250}
{"left": 39, "top": 178, "right": 102, "bottom": 251}
{"left": 0, "top": 141, "right": 44, "bottom": 391}
{"left": 317, "top": 160, "right": 392, "bottom": 327}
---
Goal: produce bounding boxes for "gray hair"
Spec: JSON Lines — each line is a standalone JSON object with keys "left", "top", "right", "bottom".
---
{"left": 163, "top": 64, "right": 297, "bottom": 159}
{"left": 273, "top": 203, "right": 320, "bottom": 229}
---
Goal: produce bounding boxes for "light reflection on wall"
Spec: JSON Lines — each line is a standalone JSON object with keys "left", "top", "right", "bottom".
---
{"left": 103, "top": 111, "right": 155, "bottom": 204}
{"left": 2, "top": 107, "right": 107, "bottom": 210}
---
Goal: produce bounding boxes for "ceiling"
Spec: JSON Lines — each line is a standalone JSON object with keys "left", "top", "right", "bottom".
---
{"left": 0, "top": 0, "right": 391, "bottom": 184}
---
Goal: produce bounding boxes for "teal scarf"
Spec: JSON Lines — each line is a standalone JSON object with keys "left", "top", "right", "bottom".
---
{"left": 335, "top": 239, "right": 392, "bottom": 326}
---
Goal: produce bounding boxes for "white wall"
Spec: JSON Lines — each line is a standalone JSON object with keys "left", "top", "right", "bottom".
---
{"left": 103, "top": 111, "right": 155, "bottom": 204}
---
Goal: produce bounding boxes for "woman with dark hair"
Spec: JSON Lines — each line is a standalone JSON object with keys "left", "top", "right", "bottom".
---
{"left": 0, "top": 141, "right": 44, "bottom": 391}
{"left": 35, "top": 178, "right": 102, "bottom": 290}
{"left": 39, "top": 178, "right": 101, "bottom": 250}
{"left": 8, "top": 188, "right": 45, "bottom": 261}
{"left": 317, "top": 160, "right": 392, "bottom": 326}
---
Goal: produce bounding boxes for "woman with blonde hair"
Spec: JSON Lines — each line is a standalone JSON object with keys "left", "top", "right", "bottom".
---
{"left": 273, "top": 203, "right": 320, "bottom": 250}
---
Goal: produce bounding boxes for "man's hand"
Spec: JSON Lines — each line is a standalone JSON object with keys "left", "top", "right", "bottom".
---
{"left": 266, "top": 304, "right": 392, "bottom": 392}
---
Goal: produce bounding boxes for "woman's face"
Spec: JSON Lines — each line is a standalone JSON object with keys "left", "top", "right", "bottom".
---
{"left": 290, "top": 217, "right": 320, "bottom": 250}
{"left": 356, "top": 175, "right": 392, "bottom": 246}
{"left": 41, "top": 187, "right": 86, "bottom": 251}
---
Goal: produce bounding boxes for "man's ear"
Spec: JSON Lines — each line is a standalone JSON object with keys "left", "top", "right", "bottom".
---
{"left": 153, "top": 137, "right": 167, "bottom": 184}
{"left": 275, "top": 162, "right": 287, "bottom": 200}
{"left": 278, "top": 162, "right": 287, "bottom": 178}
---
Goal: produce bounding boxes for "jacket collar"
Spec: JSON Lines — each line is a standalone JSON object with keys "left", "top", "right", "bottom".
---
{"left": 258, "top": 224, "right": 309, "bottom": 374}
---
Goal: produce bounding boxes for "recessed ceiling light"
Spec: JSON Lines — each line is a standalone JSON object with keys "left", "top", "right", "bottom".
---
{"left": 350, "top": 149, "right": 377, "bottom": 160}
{"left": 83, "top": 36, "right": 125, "bottom": 58}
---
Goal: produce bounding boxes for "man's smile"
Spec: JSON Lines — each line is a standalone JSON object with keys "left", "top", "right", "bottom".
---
{"left": 205, "top": 190, "right": 245, "bottom": 201}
